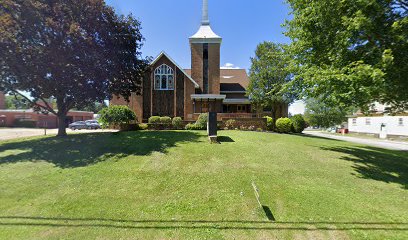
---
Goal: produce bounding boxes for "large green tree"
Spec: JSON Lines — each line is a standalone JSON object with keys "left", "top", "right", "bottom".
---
{"left": 304, "top": 97, "right": 354, "bottom": 128}
{"left": 247, "top": 42, "right": 296, "bottom": 123}
{"left": 0, "top": 0, "right": 148, "bottom": 136}
{"left": 285, "top": 0, "right": 408, "bottom": 112}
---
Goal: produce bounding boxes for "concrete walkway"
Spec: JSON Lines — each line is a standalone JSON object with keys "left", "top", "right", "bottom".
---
{"left": 0, "top": 128, "right": 115, "bottom": 141}
{"left": 304, "top": 131, "right": 408, "bottom": 151}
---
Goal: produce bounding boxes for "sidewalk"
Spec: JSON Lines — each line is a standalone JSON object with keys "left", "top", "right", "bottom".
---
{"left": 304, "top": 131, "right": 408, "bottom": 151}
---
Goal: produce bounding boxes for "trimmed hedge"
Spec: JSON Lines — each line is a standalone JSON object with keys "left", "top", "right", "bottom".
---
{"left": 160, "top": 116, "right": 172, "bottom": 124}
{"left": 276, "top": 118, "right": 293, "bottom": 133}
{"left": 291, "top": 114, "right": 306, "bottom": 133}
{"left": 148, "top": 116, "right": 161, "bottom": 124}
{"left": 264, "top": 116, "right": 274, "bottom": 131}
{"left": 172, "top": 117, "right": 183, "bottom": 129}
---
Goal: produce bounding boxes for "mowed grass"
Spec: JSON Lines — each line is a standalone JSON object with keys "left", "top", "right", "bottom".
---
{"left": 0, "top": 131, "right": 407, "bottom": 240}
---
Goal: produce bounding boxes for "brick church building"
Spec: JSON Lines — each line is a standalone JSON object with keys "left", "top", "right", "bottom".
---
{"left": 111, "top": 0, "right": 288, "bottom": 122}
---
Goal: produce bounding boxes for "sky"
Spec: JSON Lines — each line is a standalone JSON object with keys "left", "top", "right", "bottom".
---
{"left": 105, "top": 0, "right": 305, "bottom": 114}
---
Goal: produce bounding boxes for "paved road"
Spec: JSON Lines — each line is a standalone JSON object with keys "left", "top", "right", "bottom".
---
{"left": 0, "top": 128, "right": 114, "bottom": 141}
{"left": 304, "top": 131, "right": 408, "bottom": 151}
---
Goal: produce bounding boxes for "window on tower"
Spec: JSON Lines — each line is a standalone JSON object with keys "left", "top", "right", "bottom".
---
{"left": 203, "top": 43, "right": 209, "bottom": 94}
{"left": 154, "top": 64, "right": 174, "bottom": 90}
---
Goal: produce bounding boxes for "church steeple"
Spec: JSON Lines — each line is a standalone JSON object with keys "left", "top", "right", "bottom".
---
{"left": 190, "top": 0, "right": 222, "bottom": 44}
{"left": 201, "top": 0, "right": 210, "bottom": 26}
{"left": 190, "top": 0, "right": 221, "bottom": 95}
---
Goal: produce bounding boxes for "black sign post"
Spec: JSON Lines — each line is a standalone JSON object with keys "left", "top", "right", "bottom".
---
{"left": 207, "top": 112, "right": 218, "bottom": 143}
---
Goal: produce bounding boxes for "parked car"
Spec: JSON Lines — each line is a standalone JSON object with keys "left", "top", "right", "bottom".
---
{"left": 69, "top": 121, "right": 101, "bottom": 130}
{"left": 85, "top": 120, "right": 101, "bottom": 129}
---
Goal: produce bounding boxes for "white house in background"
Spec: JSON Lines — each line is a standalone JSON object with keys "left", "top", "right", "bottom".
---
{"left": 348, "top": 103, "right": 408, "bottom": 138}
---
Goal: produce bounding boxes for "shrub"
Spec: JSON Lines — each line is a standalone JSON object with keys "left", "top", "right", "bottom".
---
{"left": 225, "top": 119, "right": 237, "bottom": 129}
{"left": 159, "top": 116, "right": 172, "bottom": 124}
{"left": 139, "top": 123, "right": 148, "bottom": 130}
{"left": 276, "top": 118, "right": 293, "bottom": 133}
{"left": 148, "top": 116, "right": 160, "bottom": 124}
{"left": 291, "top": 114, "right": 306, "bottom": 133}
{"left": 264, "top": 116, "right": 274, "bottom": 131}
{"left": 172, "top": 117, "right": 183, "bottom": 129}
{"left": 98, "top": 106, "right": 137, "bottom": 128}
{"left": 118, "top": 123, "right": 140, "bottom": 131}
{"left": 185, "top": 123, "right": 197, "bottom": 130}
{"left": 195, "top": 113, "right": 208, "bottom": 129}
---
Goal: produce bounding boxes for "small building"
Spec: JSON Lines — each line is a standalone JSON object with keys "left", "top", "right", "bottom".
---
{"left": 348, "top": 103, "right": 408, "bottom": 138}
{"left": 0, "top": 109, "right": 94, "bottom": 128}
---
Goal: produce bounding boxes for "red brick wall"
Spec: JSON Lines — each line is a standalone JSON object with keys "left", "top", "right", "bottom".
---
{"left": 0, "top": 110, "right": 93, "bottom": 128}
{"left": 184, "top": 76, "right": 195, "bottom": 120}
{"left": 0, "top": 92, "right": 5, "bottom": 109}
{"left": 191, "top": 43, "right": 204, "bottom": 92}
{"left": 208, "top": 44, "right": 221, "bottom": 94}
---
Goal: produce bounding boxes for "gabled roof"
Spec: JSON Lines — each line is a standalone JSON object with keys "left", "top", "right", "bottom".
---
{"left": 151, "top": 51, "right": 200, "bottom": 89}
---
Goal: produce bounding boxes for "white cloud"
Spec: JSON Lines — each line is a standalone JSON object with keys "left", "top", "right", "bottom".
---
{"left": 221, "top": 63, "right": 240, "bottom": 69}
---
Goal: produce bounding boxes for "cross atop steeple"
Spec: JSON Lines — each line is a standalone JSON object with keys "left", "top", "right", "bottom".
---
{"left": 201, "top": 0, "right": 210, "bottom": 26}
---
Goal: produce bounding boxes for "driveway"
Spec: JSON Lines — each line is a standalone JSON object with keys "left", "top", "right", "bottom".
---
{"left": 0, "top": 128, "right": 115, "bottom": 141}
{"left": 304, "top": 131, "right": 408, "bottom": 151}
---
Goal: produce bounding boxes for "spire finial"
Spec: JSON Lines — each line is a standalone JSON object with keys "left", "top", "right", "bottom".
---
{"left": 201, "top": 0, "right": 210, "bottom": 25}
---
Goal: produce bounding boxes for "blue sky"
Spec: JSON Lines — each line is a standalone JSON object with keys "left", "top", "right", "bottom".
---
{"left": 105, "top": 0, "right": 305, "bottom": 114}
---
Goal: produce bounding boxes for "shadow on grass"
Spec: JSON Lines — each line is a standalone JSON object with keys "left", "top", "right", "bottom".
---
{"left": 0, "top": 131, "right": 201, "bottom": 168}
{"left": 217, "top": 136, "right": 235, "bottom": 143}
{"left": 0, "top": 216, "right": 407, "bottom": 231}
{"left": 262, "top": 205, "right": 276, "bottom": 221}
{"left": 321, "top": 146, "right": 408, "bottom": 189}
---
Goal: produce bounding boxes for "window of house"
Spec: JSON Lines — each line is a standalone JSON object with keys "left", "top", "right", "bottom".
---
{"left": 399, "top": 118, "right": 404, "bottom": 126}
{"left": 154, "top": 64, "right": 174, "bottom": 90}
{"left": 352, "top": 118, "right": 357, "bottom": 125}
{"left": 237, "top": 105, "right": 246, "bottom": 113}
{"left": 365, "top": 118, "right": 371, "bottom": 125}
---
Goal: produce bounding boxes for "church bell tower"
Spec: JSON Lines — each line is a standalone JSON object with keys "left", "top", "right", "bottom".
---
{"left": 190, "top": 0, "right": 222, "bottom": 94}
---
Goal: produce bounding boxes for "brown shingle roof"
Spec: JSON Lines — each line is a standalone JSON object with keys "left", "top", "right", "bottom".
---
{"left": 184, "top": 69, "right": 249, "bottom": 90}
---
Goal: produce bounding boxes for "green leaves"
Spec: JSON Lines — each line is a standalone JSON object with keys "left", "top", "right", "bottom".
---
{"left": 98, "top": 105, "right": 137, "bottom": 128}
{"left": 247, "top": 42, "right": 295, "bottom": 110}
{"left": 285, "top": 0, "right": 408, "bottom": 112}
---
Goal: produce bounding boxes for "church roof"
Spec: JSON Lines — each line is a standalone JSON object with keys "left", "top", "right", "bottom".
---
{"left": 184, "top": 69, "right": 250, "bottom": 91}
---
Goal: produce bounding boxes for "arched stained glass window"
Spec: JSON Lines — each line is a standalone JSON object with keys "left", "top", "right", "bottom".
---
{"left": 154, "top": 64, "right": 174, "bottom": 90}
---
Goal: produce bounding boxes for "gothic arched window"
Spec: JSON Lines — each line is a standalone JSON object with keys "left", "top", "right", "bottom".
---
{"left": 154, "top": 64, "right": 174, "bottom": 90}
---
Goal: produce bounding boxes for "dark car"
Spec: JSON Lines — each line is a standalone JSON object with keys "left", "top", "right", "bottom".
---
{"left": 69, "top": 121, "right": 100, "bottom": 130}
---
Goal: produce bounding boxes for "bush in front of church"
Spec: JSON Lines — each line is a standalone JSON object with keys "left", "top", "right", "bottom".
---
{"left": 263, "top": 116, "right": 274, "bottom": 131}
{"left": 195, "top": 113, "right": 208, "bottom": 129}
{"left": 148, "top": 116, "right": 161, "bottom": 124}
{"left": 172, "top": 117, "right": 184, "bottom": 129}
{"left": 275, "top": 117, "right": 293, "bottom": 133}
{"left": 159, "top": 116, "right": 172, "bottom": 124}
{"left": 98, "top": 106, "right": 137, "bottom": 129}
{"left": 291, "top": 114, "right": 306, "bottom": 133}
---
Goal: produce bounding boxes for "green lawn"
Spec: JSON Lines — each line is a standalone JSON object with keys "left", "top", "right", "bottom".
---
{"left": 0, "top": 131, "right": 407, "bottom": 239}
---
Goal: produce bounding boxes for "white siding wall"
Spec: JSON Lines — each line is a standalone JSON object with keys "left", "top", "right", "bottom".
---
{"left": 348, "top": 116, "right": 408, "bottom": 136}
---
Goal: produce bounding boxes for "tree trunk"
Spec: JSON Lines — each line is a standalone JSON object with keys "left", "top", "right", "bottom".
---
{"left": 57, "top": 114, "right": 67, "bottom": 137}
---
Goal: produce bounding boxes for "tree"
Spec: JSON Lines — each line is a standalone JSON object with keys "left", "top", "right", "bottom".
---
{"left": 75, "top": 101, "right": 107, "bottom": 113}
{"left": 0, "top": 0, "right": 148, "bottom": 136}
{"left": 247, "top": 42, "right": 296, "bottom": 125}
{"left": 304, "top": 98, "right": 354, "bottom": 128}
{"left": 98, "top": 105, "right": 136, "bottom": 128}
{"left": 5, "top": 94, "right": 32, "bottom": 109}
{"left": 285, "top": 0, "right": 408, "bottom": 113}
